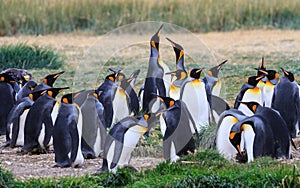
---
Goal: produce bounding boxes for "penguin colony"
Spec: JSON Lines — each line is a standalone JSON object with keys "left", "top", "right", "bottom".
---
{"left": 0, "top": 25, "right": 299, "bottom": 173}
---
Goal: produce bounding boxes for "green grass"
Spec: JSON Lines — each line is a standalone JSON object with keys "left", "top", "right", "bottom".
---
{"left": 0, "top": 0, "right": 300, "bottom": 35}
{"left": 0, "top": 43, "right": 64, "bottom": 70}
{"left": 3, "top": 150, "right": 297, "bottom": 187}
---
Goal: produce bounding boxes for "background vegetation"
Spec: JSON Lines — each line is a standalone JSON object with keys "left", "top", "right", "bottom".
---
{"left": 0, "top": 0, "right": 299, "bottom": 36}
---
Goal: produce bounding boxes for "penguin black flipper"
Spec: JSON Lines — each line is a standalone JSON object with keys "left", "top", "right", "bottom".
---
{"left": 42, "top": 105, "right": 55, "bottom": 150}
{"left": 181, "top": 101, "right": 200, "bottom": 143}
{"left": 101, "top": 135, "right": 114, "bottom": 172}
{"left": 69, "top": 118, "right": 80, "bottom": 164}
{"left": 156, "top": 78, "right": 166, "bottom": 97}
{"left": 203, "top": 77, "right": 212, "bottom": 106}
{"left": 95, "top": 99, "right": 107, "bottom": 153}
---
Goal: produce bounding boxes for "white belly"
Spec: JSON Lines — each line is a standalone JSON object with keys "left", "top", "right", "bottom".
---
{"left": 112, "top": 90, "right": 129, "bottom": 126}
{"left": 238, "top": 89, "right": 262, "bottom": 116}
{"left": 263, "top": 84, "right": 275, "bottom": 107}
{"left": 72, "top": 108, "right": 84, "bottom": 167}
{"left": 93, "top": 127, "right": 102, "bottom": 157}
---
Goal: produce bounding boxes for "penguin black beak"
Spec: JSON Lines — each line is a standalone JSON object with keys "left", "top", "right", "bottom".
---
{"left": 196, "top": 67, "right": 205, "bottom": 73}
{"left": 255, "top": 68, "right": 268, "bottom": 75}
{"left": 280, "top": 67, "right": 289, "bottom": 76}
{"left": 217, "top": 60, "right": 228, "bottom": 70}
{"left": 156, "top": 24, "right": 164, "bottom": 37}
{"left": 53, "top": 71, "right": 65, "bottom": 79}
{"left": 166, "top": 37, "right": 176, "bottom": 47}
{"left": 165, "top": 71, "right": 177, "bottom": 75}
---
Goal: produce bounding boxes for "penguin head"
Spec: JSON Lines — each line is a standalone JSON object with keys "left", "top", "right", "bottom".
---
{"left": 0, "top": 72, "right": 16, "bottom": 83}
{"left": 43, "top": 87, "right": 69, "bottom": 98}
{"left": 157, "top": 95, "right": 176, "bottom": 109}
{"left": 238, "top": 101, "right": 260, "bottom": 114}
{"left": 120, "top": 77, "right": 134, "bottom": 89}
{"left": 166, "top": 37, "right": 185, "bottom": 70}
{"left": 229, "top": 129, "right": 242, "bottom": 155}
{"left": 150, "top": 24, "right": 163, "bottom": 52}
{"left": 246, "top": 75, "right": 265, "bottom": 87}
{"left": 43, "top": 71, "right": 65, "bottom": 87}
{"left": 61, "top": 93, "right": 74, "bottom": 104}
{"left": 166, "top": 70, "right": 187, "bottom": 81}
{"left": 266, "top": 70, "right": 279, "bottom": 81}
{"left": 256, "top": 57, "right": 266, "bottom": 76}
{"left": 108, "top": 68, "right": 126, "bottom": 82}
{"left": 25, "top": 80, "right": 37, "bottom": 91}
{"left": 189, "top": 68, "right": 204, "bottom": 79}
{"left": 281, "top": 67, "right": 295, "bottom": 82}
{"left": 29, "top": 89, "right": 47, "bottom": 101}
{"left": 208, "top": 60, "right": 227, "bottom": 78}
{"left": 105, "top": 73, "right": 116, "bottom": 82}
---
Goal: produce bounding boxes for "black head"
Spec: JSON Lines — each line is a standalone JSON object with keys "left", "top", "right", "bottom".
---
{"left": 239, "top": 101, "right": 260, "bottom": 114}
{"left": 166, "top": 37, "right": 184, "bottom": 68}
{"left": 43, "top": 87, "right": 69, "bottom": 98}
{"left": 61, "top": 93, "right": 74, "bottom": 104}
{"left": 157, "top": 95, "right": 175, "bottom": 109}
{"left": 208, "top": 60, "right": 227, "bottom": 77}
{"left": 43, "top": 71, "right": 65, "bottom": 87}
{"left": 105, "top": 73, "right": 116, "bottom": 82}
{"left": 25, "top": 80, "right": 37, "bottom": 91}
{"left": 150, "top": 24, "right": 163, "bottom": 51}
{"left": 246, "top": 75, "right": 264, "bottom": 86}
{"left": 281, "top": 67, "right": 295, "bottom": 82}
{"left": 190, "top": 68, "right": 204, "bottom": 79}
{"left": 266, "top": 70, "right": 279, "bottom": 80}
{"left": 166, "top": 70, "right": 187, "bottom": 81}
{"left": 120, "top": 77, "right": 134, "bottom": 88}
{"left": 29, "top": 89, "right": 47, "bottom": 101}
{"left": 0, "top": 72, "right": 16, "bottom": 83}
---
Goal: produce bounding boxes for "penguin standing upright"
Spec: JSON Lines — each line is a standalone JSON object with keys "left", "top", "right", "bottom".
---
{"left": 53, "top": 93, "right": 84, "bottom": 167}
{"left": 230, "top": 101, "right": 291, "bottom": 162}
{"left": 142, "top": 24, "right": 168, "bottom": 113}
{"left": 99, "top": 114, "right": 152, "bottom": 173}
{"left": 0, "top": 72, "right": 17, "bottom": 135}
{"left": 261, "top": 69, "right": 279, "bottom": 107}
{"left": 215, "top": 109, "right": 247, "bottom": 160}
{"left": 80, "top": 90, "right": 107, "bottom": 159}
{"left": 96, "top": 73, "right": 117, "bottom": 129}
{"left": 157, "top": 96, "right": 199, "bottom": 162}
{"left": 165, "top": 38, "right": 188, "bottom": 100}
{"left": 272, "top": 68, "right": 300, "bottom": 138}
{"left": 203, "top": 60, "right": 227, "bottom": 97}
{"left": 180, "top": 68, "right": 210, "bottom": 131}
{"left": 234, "top": 75, "right": 265, "bottom": 116}
{"left": 22, "top": 87, "right": 68, "bottom": 154}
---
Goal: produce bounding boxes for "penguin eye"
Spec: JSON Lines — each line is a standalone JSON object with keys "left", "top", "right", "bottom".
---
{"left": 62, "top": 98, "right": 69, "bottom": 104}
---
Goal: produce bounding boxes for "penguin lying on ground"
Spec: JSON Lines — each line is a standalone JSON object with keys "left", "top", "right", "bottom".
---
{"left": 215, "top": 109, "right": 247, "bottom": 160}
{"left": 230, "top": 101, "right": 291, "bottom": 163}
{"left": 80, "top": 90, "right": 107, "bottom": 159}
{"left": 181, "top": 68, "right": 210, "bottom": 131}
{"left": 53, "top": 92, "right": 84, "bottom": 168}
{"left": 234, "top": 75, "right": 265, "bottom": 116}
{"left": 158, "top": 95, "right": 199, "bottom": 163}
{"left": 272, "top": 68, "right": 300, "bottom": 138}
{"left": 98, "top": 113, "right": 153, "bottom": 173}
{"left": 21, "top": 87, "right": 69, "bottom": 154}
{"left": 0, "top": 72, "right": 17, "bottom": 135}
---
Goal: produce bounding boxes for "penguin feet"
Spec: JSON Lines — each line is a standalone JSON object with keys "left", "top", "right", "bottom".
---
{"left": 170, "top": 155, "right": 180, "bottom": 163}
{"left": 0, "top": 141, "right": 10, "bottom": 148}
{"left": 236, "top": 151, "right": 248, "bottom": 163}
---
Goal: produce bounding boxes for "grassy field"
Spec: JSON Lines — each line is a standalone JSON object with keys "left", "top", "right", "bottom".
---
{"left": 0, "top": 0, "right": 300, "bottom": 35}
{"left": 0, "top": 30, "right": 299, "bottom": 186}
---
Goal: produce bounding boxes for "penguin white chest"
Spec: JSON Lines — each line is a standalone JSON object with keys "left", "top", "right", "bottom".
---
{"left": 238, "top": 88, "right": 262, "bottom": 116}
{"left": 212, "top": 80, "right": 221, "bottom": 97}
{"left": 16, "top": 109, "right": 29, "bottom": 146}
{"left": 169, "top": 84, "right": 180, "bottom": 100}
{"left": 263, "top": 82, "right": 275, "bottom": 107}
{"left": 113, "top": 89, "right": 129, "bottom": 124}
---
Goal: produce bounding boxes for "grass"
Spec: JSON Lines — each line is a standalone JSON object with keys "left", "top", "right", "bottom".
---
{"left": 0, "top": 43, "right": 64, "bottom": 70}
{"left": 0, "top": 0, "right": 300, "bottom": 35}
{"left": 1, "top": 150, "right": 298, "bottom": 187}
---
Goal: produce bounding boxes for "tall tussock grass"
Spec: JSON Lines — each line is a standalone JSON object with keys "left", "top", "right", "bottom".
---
{"left": 0, "top": 0, "right": 299, "bottom": 36}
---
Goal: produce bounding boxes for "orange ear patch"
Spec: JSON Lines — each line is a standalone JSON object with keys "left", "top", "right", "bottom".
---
{"left": 169, "top": 100, "right": 175, "bottom": 107}
{"left": 62, "top": 98, "right": 69, "bottom": 104}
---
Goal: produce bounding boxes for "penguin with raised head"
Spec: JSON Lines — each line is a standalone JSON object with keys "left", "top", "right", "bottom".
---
{"left": 181, "top": 67, "right": 210, "bottom": 131}
{"left": 165, "top": 38, "right": 188, "bottom": 100}
{"left": 33, "top": 71, "right": 65, "bottom": 91}
{"left": 256, "top": 57, "right": 267, "bottom": 91}
{"left": 53, "top": 93, "right": 84, "bottom": 167}
{"left": 142, "top": 24, "right": 169, "bottom": 113}
{"left": 272, "top": 68, "right": 300, "bottom": 138}
{"left": 230, "top": 101, "right": 291, "bottom": 162}
{"left": 260, "top": 69, "right": 279, "bottom": 107}
{"left": 234, "top": 75, "right": 265, "bottom": 116}
{"left": 215, "top": 109, "right": 247, "bottom": 160}
{"left": 5, "top": 89, "right": 46, "bottom": 148}
{"left": 98, "top": 113, "right": 152, "bottom": 173}
{"left": 96, "top": 73, "right": 117, "bottom": 129}
{"left": 22, "top": 87, "right": 69, "bottom": 154}
{"left": 157, "top": 95, "right": 199, "bottom": 162}
{"left": 0, "top": 72, "right": 17, "bottom": 135}
{"left": 203, "top": 60, "right": 227, "bottom": 97}
{"left": 80, "top": 90, "right": 107, "bottom": 159}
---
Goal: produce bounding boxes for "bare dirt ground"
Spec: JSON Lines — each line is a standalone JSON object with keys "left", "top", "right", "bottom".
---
{"left": 0, "top": 30, "right": 299, "bottom": 180}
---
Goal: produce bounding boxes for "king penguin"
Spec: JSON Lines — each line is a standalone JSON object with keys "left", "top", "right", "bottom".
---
{"left": 234, "top": 75, "right": 265, "bottom": 116}
{"left": 22, "top": 87, "right": 69, "bottom": 154}
{"left": 230, "top": 101, "right": 291, "bottom": 162}
{"left": 6, "top": 89, "right": 45, "bottom": 148}
{"left": 180, "top": 68, "right": 210, "bottom": 131}
{"left": 215, "top": 109, "right": 247, "bottom": 160}
{"left": 98, "top": 114, "right": 152, "bottom": 173}
{"left": 203, "top": 60, "right": 227, "bottom": 97}
{"left": 1, "top": 68, "right": 32, "bottom": 87}
{"left": 15, "top": 80, "right": 37, "bottom": 101}
{"left": 157, "top": 95, "right": 199, "bottom": 163}
{"left": 96, "top": 73, "right": 117, "bottom": 129}
{"left": 260, "top": 69, "right": 279, "bottom": 107}
{"left": 53, "top": 93, "right": 84, "bottom": 167}
{"left": 33, "top": 71, "right": 65, "bottom": 92}
{"left": 0, "top": 72, "right": 17, "bottom": 135}
{"left": 142, "top": 24, "right": 169, "bottom": 113}
{"left": 272, "top": 68, "right": 300, "bottom": 138}
{"left": 80, "top": 90, "right": 107, "bottom": 159}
